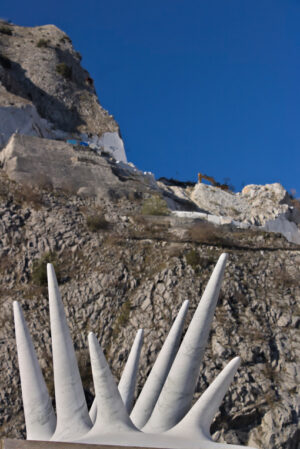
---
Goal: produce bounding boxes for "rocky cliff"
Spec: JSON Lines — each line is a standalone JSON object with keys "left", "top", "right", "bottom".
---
{"left": 0, "top": 21, "right": 126, "bottom": 161}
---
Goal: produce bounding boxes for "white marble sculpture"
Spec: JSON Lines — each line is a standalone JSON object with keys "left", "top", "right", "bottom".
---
{"left": 13, "top": 253, "right": 258, "bottom": 448}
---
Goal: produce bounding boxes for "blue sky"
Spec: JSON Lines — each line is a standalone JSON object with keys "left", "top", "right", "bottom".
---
{"left": 2, "top": 0, "right": 300, "bottom": 194}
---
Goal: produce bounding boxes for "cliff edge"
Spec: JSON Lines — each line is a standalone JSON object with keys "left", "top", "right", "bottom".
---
{"left": 0, "top": 21, "right": 126, "bottom": 161}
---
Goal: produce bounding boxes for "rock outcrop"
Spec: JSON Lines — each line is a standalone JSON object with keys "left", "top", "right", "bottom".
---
{"left": 0, "top": 85, "right": 66, "bottom": 147}
{"left": 190, "top": 182, "right": 295, "bottom": 225}
{"left": 0, "top": 21, "right": 126, "bottom": 161}
{"left": 0, "top": 134, "right": 155, "bottom": 200}
{"left": 159, "top": 181, "right": 300, "bottom": 245}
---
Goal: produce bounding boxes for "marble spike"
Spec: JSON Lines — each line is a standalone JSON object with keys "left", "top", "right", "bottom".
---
{"left": 14, "top": 253, "right": 259, "bottom": 448}
{"left": 143, "top": 253, "right": 228, "bottom": 433}
{"left": 89, "top": 328, "right": 144, "bottom": 423}
{"left": 130, "top": 300, "right": 189, "bottom": 428}
{"left": 13, "top": 301, "right": 56, "bottom": 441}
{"left": 47, "top": 264, "right": 92, "bottom": 441}
{"left": 118, "top": 328, "right": 144, "bottom": 413}
{"left": 168, "top": 357, "right": 241, "bottom": 439}
{"left": 88, "top": 392, "right": 97, "bottom": 424}
{"left": 79, "top": 332, "right": 136, "bottom": 441}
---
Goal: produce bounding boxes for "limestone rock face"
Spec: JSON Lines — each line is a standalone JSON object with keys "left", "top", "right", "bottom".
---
{"left": 0, "top": 19, "right": 299, "bottom": 448}
{"left": 240, "top": 183, "right": 292, "bottom": 222}
{"left": 0, "top": 134, "right": 154, "bottom": 199}
{"left": 0, "top": 134, "right": 119, "bottom": 197}
{"left": 86, "top": 132, "right": 128, "bottom": 164}
{"left": 0, "top": 21, "right": 120, "bottom": 142}
{"left": 190, "top": 183, "right": 292, "bottom": 225}
{"left": 191, "top": 184, "right": 248, "bottom": 219}
{"left": 184, "top": 182, "right": 300, "bottom": 245}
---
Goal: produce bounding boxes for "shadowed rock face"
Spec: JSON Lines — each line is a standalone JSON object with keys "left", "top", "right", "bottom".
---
{"left": 0, "top": 22, "right": 119, "bottom": 136}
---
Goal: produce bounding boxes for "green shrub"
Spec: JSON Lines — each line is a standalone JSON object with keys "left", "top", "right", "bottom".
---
{"left": 141, "top": 194, "right": 170, "bottom": 216}
{"left": 56, "top": 62, "right": 72, "bottom": 79}
{"left": 189, "top": 222, "right": 218, "bottom": 243}
{"left": 86, "top": 214, "right": 109, "bottom": 232}
{"left": 112, "top": 300, "right": 132, "bottom": 338}
{"left": 12, "top": 184, "right": 43, "bottom": 210}
{"left": 185, "top": 249, "right": 201, "bottom": 269}
{"left": 36, "top": 38, "right": 49, "bottom": 48}
{"left": 185, "top": 250, "right": 215, "bottom": 270}
{"left": 31, "top": 252, "right": 60, "bottom": 286}
{"left": 0, "top": 26, "right": 12, "bottom": 35}
{"left": 117, "top": 300, "right": 131, "bottom": 327}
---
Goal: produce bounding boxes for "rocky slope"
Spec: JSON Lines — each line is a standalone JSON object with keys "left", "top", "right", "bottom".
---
{"left": 0, "top": 169, "right": 299, "bottom": 449}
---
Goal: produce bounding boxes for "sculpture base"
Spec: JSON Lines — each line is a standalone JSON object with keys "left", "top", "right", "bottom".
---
{"left": 1, "top": 440, "right": 161, "bottom": 449}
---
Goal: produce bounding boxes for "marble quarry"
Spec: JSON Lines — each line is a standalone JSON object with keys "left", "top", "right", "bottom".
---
{"left": 13, "top": 253, "right": 259, "bottom": 449}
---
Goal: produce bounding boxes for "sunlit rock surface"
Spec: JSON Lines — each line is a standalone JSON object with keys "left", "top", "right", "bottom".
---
{"left": 0, "top": 134, "right": 155, "bottom": 199}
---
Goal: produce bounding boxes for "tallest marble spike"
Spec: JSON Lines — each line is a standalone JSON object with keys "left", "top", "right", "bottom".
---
{"left": 47, "top": 263, "right": 92, "bottom": 441}
{"left": 144, "top": 253, "right": 228, "bottom": 433}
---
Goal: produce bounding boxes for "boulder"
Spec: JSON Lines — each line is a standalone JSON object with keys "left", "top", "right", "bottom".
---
{"left": 190, "top": 183, "right": 247, "bottom": 218}
{"left": 179, "top": 182, "right": 300, "bottom": 245}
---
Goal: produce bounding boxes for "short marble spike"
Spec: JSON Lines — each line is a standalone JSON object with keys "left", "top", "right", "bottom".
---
{"left": 118, "top": 328, "right": 144, "bottom": 413}
{"left": 90, "top": 328, "right": 144, "bottom": 422}
{"left": 13, "top": 301, "right": 56, "bottom": 441}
